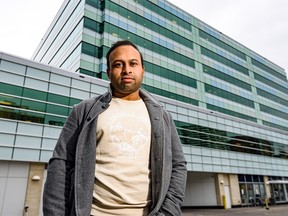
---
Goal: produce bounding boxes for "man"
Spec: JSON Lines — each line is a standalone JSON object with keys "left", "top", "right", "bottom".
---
{"left": 43, "top": 40, "right": 187, "bottom": 216}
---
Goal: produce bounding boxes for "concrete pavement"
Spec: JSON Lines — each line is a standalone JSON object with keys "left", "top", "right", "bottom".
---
{"left": 182, "top": 205, "right": 288, "bottom": 216}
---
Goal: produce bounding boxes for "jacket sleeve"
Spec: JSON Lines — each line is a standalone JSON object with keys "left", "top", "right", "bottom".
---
{"left": 159, "top": 113, "right": 187, "bottom": 216}
{"left": 43, "top": 106, "right": 81, "bottom": 215}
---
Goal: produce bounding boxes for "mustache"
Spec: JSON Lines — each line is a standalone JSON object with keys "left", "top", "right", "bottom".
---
{"left": 121, "top": 76, "right": 135, "bottom": 80}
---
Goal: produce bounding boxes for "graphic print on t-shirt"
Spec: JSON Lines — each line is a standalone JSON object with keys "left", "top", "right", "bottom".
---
{"left": 110, "top": 111, "right": 149, "bottom": 159}
{"left": 96, "top": 98, "right": 151, "bottom": 161}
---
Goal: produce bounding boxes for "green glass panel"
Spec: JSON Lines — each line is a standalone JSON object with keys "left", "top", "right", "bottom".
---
{"left": 84, "top": 17, "right": 101, "bottom": 33}
{"left": 0, "top": 82, "right": 23, "bottom": 96}
{"left": 201, "top": 47, "right": 248, "bottom": 75}
{"left": 203, "top": 65, "right": 251, "bottom": 91}
{"left": 175, "top": 120, "right": 286, "bottom": 158}
{"left": 21, "top": 99, "right": 46, "bottom": 112}
{"left": 263, "top": 121, "right": 288, "bottom": 132}
{"left": 19, "top": 110, "right": 45, "bottom": 124}
{"left": 259, "top": 104, "right": 288, "bottom": 121}
{"left": 82, "top": 42, "right": 102, "bottom": 58}
{"left": 205, "top": 84, "right": 254, "bottom": 108}
{"left": 85, "top": 0, "right": 104, "bottom": 10}
{"left": 254, "top": 73, "right": 288, "bottom": 95}
{"left": 207, "top": 104, "right": 257, "bottom": 122}
{"left": 23, "top": 88, "right": 47, "bottom": 101}
{"left": 0, "top": 94, "right": 21, "bottom": 107}
{"left": 100, "top": 72, "right": 109, "bottom": 80}
{"left": 252, "top": 58, "right": 286, "bottom": 81}
{"left": 199, "top": 30, "right": 246, "bottom": 60}
{"left": 45, "top": 115, "right": 66, "bottom": 126}
{"left": 48, "top": 93, "right": 69, "bottom": 106}
{"left": 82, "top": 42, "right": 95, "bottom": 56}
{"left": 0, "top": 107, "right": 19, "bottom": 120}
{"left": 142, "top": 84, "right": 198, "bottom": 106}
{"left": 257, "top": 88, "right": 288, "bottom": 107}
{"left": 107, "top": 0, "right": 191, "bottom": 32}
{"left": 69, "top": 98, "right": 82, "bottom": 106}
{"left": 46, "top": 104, "right": 69, "bottom": 116}
{"left": 138, "top": 1, "right": 191, "bottom": 30}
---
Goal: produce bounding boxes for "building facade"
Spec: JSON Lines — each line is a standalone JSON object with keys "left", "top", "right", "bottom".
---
{"left": 1, "top": 0, "right": 288, "bottom": 215}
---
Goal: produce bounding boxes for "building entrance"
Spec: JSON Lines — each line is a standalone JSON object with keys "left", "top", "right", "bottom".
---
{"left": 268, "top": 176, "right": 288, "bottom": 204}
{"left": 238, "top": 174, "right": 265, "bottom": 206}
{"left": 269, "top": 183, "right": 288, "bottom": 203}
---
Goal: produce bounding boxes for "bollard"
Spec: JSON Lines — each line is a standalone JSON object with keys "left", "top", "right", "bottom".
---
{"left": 223, "top": 195, "right": 227, "bottom": 209}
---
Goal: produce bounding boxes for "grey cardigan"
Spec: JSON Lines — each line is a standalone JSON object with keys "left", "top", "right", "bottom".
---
{"left": 43, "top": 88, "right": 187, "bottom": 216}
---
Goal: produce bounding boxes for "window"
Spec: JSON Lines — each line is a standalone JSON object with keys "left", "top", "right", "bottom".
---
{"left": 25, "top": 78, "right": 48, "bottom": 91}
{"left": 23, "top": 88, "right": 47, "bottom": 101}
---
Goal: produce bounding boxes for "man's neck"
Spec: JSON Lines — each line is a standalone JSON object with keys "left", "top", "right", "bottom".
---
{"left": 112, "top": 90, "right": 141, "bottom": 101}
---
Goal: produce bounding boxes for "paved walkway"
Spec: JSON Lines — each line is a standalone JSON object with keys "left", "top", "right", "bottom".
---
{"left": 182, "top": 205, "right": 288, "bottom": 216}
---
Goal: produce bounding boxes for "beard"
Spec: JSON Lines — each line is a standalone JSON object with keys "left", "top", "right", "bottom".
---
{"left": 115, "top": 82, "right": 141, "bottom": 94}
{"left": 110, "top": 76, "right": 143, "bottom": 97}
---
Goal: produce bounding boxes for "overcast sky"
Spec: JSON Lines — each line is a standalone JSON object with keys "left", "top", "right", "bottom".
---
{"left": 168, "top": 0, "right": 288, "bottom": 75}
{"left": 0, "top": 0, "right": 287, "bottom": 75}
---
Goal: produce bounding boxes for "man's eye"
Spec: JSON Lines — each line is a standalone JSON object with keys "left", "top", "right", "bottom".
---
{"left": 131, "top": 62, "right": 138, "bottom": 66}
{"left": 113, "top": 63, "right": 123, "bottom": 68}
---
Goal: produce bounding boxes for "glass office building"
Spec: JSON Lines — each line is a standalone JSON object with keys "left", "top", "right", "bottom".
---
{"left": 1, "top": 0, "right": 288, "bottom": 214}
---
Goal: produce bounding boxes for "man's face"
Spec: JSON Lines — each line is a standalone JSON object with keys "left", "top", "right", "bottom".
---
{"left": 107, "top": 45, "right": 144, "bottom": 99}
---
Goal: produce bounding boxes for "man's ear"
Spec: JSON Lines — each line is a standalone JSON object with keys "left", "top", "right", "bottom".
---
{"left": 106, "top": 69, "right": 110, "bottom": 79}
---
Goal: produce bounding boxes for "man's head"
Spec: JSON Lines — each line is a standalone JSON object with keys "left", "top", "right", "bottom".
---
{"left": 106, "top": 40, "right": 144, "bottom": 100}
{"left": 106, "top": 40, "right": 144, "bottom": 70}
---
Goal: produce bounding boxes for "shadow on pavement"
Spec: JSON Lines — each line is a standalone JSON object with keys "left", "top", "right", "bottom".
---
{"left": 181, "top": 205, "right": 288, "bottom": 216}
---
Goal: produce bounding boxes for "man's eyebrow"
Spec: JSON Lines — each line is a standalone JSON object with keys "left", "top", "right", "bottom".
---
{"left": 111, "top": 59, "right": 123, "bottom": 63}
{"left": 111, "top": 58, "right": 138, "bottom": 63}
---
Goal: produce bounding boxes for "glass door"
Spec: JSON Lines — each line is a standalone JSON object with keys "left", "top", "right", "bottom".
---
{"left": 239, "top": 183, "right": 247, "bottom": 205}
{"left": 278, "top": 184, "right": 285, "bottom": 202}
{"left": 247, "top": 184, "right": 255, "bottom": 205}
{"left": 285, "top": 184, "right": 288, "bottom": 201}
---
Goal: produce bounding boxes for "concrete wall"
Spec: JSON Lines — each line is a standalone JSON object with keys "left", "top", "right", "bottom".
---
{"left": 25, "top": 163, "right": 46, "bottom": 216}
{"left": 229, "top": 174, "right": 241, "bottom": 206}
{"left": 0, "top": 161, "right": 29, "bottom": 216}
{"left": 184, "top": 171, "right": 217, "bottom": 207}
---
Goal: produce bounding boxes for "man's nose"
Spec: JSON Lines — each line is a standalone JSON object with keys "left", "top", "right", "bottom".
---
{"left": 122, "top": 65, "right": 132, "bottom": 74}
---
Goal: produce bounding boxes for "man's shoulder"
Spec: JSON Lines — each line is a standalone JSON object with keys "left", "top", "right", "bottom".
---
{"left": 74, "top": 92, "right": 110, "bottom": 110}
{"left": 140, "top": 88, "right": 162, "bottom": 106}
{"left": 75, "top": 96, "right": 98, "bottom": 109}
{"left": 140, "top": 88, "right": 171, "bottom": 118}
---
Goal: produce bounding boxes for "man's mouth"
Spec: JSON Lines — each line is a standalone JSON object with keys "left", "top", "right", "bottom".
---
{"left": 121, "top": 76, "right": 134, "bottom": 82}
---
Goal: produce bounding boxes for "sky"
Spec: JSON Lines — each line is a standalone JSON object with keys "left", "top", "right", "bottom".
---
{"left": 0, "top": 0, "right": 287, "bottom": 74}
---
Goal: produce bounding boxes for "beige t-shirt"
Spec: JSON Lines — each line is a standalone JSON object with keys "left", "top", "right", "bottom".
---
{"left": 91, "top": 98, "right": 151, "bottom": 216}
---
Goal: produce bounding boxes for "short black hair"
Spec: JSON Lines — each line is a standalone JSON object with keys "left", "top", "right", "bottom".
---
{"left": 106, "top": 40, "right": 144, "bottom": 69}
